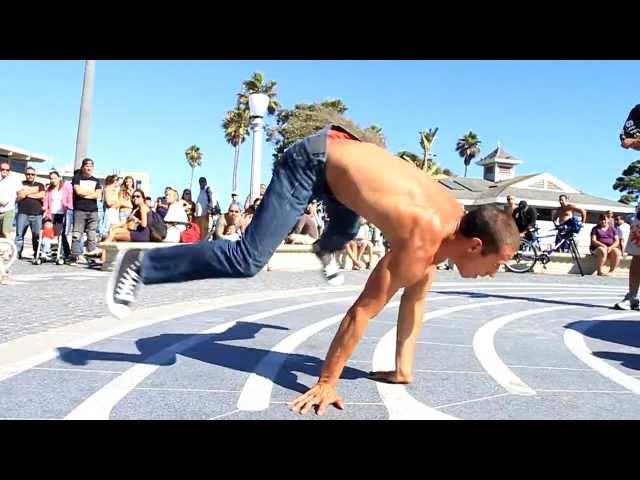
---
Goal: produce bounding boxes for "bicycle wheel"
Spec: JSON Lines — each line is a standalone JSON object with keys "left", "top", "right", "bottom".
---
{"left": 0, "top": 238, "right": 18, "bottom": 274}
{"left": 505, "top": 239, "right": 539, "bottom": 273}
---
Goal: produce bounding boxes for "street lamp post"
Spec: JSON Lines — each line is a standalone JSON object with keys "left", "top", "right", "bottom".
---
{"left": 74, "top": 60, "right": 96, "bottom": 171}
{"left": 248, "top": 93, "right": 269, "bottom": 203}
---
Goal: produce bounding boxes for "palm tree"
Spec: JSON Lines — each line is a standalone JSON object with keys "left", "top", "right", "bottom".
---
{"left": 237, "top": 71, "right": 281, "bottom": 115}
{"left": 397, "top": 150, "right": 444, "bottom": 176}
{"left": 364, "top": 124, "right": 385, "bottom": 147}
{"left": 419, "top": 127, "right": 439, "bottom": 173}
{"left": 222, "top": 107, "right": 251, "bottom": 192}
{"left": 185, "top": 145, "right": 203, "bottom": 192}
{"left": 455, "top": 131, "right": 482, "bottom": 178}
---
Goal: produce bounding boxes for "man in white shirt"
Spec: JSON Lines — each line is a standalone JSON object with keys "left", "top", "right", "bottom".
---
{"left": 194, "top": 177, "right": 217, "bottom": 241}
{"left": 0, "top": 160, "right": 26, "bottom": 240}
{"left": 615, "top": 214, "right": 631, "bottom": 254}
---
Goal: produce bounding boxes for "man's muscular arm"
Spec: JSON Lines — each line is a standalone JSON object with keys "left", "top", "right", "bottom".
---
{"left": 369, "top": 265, "right": 436, "bottom": 384}
{"left": 290, "top": 243, "right": 429, "bottom": 415}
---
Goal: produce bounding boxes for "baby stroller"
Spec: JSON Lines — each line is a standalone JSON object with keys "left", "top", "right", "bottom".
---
{"left": 33, "top": 216, "right": 67, "bottom": 266}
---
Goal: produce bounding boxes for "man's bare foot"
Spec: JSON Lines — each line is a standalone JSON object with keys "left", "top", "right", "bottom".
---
{"left": 368, "top": 371, "right": 413, "bottom": 384}
{"left": 597, "top": 271, "right": 609, "bottom": 277}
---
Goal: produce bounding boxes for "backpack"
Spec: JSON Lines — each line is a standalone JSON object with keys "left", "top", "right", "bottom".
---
{"left": 149, "top": 211, "right": 168, "bottom": 242}
{"left": 180, "top": 222, "right": 201, "bottom": 243}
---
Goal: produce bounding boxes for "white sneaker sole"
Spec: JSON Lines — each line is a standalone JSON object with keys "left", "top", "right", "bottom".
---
{"left": 105, "top": 251, "right": 135, "bottom": 320}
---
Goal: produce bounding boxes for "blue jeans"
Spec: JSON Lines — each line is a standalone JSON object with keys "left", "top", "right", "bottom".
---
{"left": 15, "top": 213, "right": 42, "bottom": 256}
{"left": 142, "top": 125, "right": 361, "bottom": 285}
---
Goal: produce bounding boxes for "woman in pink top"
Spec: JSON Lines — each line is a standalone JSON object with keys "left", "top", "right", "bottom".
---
{"left": 43, "top": 170, "right": 73, "bottom": 258}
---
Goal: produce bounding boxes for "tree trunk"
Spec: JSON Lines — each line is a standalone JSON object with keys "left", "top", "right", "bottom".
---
{"left": 189, "top": 166, "right": 195, "bottom": 193}
{"left": 464, "top": 163, "right": 468, "bottom": 178}
{"left": 232, "top": 144, "right": 241, "bottom": 192}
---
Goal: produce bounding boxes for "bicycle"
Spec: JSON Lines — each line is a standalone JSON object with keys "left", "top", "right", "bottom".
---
{"left": 0, "top": 238, "right": 18, "bottom": 282}
{"left": 505, "top": 220, "right": 585, "bottom": 276}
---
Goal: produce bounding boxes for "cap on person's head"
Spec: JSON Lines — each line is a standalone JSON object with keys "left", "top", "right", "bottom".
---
{"left": 199, "top": 177, "right": 206, "bottom": 183}
{"left": 518, "top": 200, "right": 528, "bottom": 209}
{"left": 81, "top": 158, "right": 94, "bottom": 167}
{"left": 231, "top": 191, "right": 238, "bottom": 196}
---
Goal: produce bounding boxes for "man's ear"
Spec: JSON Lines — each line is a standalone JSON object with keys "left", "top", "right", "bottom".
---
{"left": 467, "top": 237, "right": 483, "bottom": 254}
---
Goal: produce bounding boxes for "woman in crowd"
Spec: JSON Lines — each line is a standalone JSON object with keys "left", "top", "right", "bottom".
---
{"left": 591, "top": 213, "right": 622, "bottom": 276}
{"left": 43, "top": 170, "right": 73, "bottom": 259}
{"left": 118, "top": 175, "right": 135, "bottom": 223}
{"left": 106, "top": 189, "right": 151, "bottom": 243}
{"left": 100, "top": 175, "right": 121, "bottom": 240}
{"left": 181, "top": 189, "right": 197, "bottom": 220}
{"left": 163, "top": 187, "right": 189, "bottom": 243}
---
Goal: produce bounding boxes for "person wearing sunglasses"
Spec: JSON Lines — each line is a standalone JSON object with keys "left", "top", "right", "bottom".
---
{"left": 0, "top": 160, "right": 25, "bottom": 241}
{"left": 15, "top": 166, "right": 45, "bottom": 259}
{"left": 104, "top": 189, "right": 151, "bottom": 243}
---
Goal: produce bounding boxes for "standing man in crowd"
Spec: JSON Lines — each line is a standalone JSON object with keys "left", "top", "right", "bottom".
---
{"left": 0, "top": 160, "right": 23, "bottom": 241}
{"left": 512, "top": 200, "right": 537, "bottom": 240}
{"left": 505, "top": 195, "right": 517, "bottom": 215}
{"left": 615, "top": 214, "right": 630, "bottom": 255}
{"left": 15, "top": 166, "right": 45, "bottom": 259}
{"left": 70, "top": 158, "right": 102, "bottom": 264}
{"left": 194, "top": 177, "right": 217, "bottom": 241}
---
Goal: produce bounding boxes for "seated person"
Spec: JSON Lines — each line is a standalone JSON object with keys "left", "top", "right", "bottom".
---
{"left": 241, "top": 197, "right": 261, "bottom": 232}
{"left": 287, "top": 202, "right": 320, "bottom": 245}
{"left": 214, "top": 203, "right": 244, "bottom": 239}
{"left": 590, "top": 213, "right": 621, "bottom": 276}
{"left": 40, "top": 218, "right": 56, "bottom": 259}
{"left": 162, "top": 188, "right": 188, "bottom": 243}
{"left": 155, "top": 187, "right": 171, "bottom": 219}
{"left": 221, "top": 223, "right": 241, "bottom": 242}
{"left": 354, "top": 219, "right": 374, "bottom": 268}
{"left": 105, "top": 189, "right": 151, "bottom": 243}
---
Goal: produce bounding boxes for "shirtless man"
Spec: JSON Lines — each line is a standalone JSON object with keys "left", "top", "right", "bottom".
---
{"left": 553, "top": 195, "right": 587, "bottom": 225}
{"left": 105, "top": 124, "right": 520, "bottom": 415}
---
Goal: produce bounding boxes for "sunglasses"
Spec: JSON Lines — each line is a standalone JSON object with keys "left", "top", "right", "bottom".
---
{"left": 0, "top": 168, "right": 9, "bottom": 172}
{"left": 25, "top": 173, "right": 35, "bottom": 176}
{"left": 229, "top": 210, "right": 240, "bottom": 213}
{"left": 132, "top": 195, "right": 142, "bottom": 199}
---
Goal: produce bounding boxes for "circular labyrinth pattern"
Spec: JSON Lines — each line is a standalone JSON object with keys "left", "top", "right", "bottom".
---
{"left": 1, "top": 281, "right": 639, "bottom": 420}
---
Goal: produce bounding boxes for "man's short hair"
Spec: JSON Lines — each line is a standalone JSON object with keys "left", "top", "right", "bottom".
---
{"left": 25, "top": 166, "right": 35, "bottom": 173}
{"left": 559, "top": 194, "right": 568, "bottom": 201}
{"left": 81, "top": 158, "right": 94, "bottom": 167}
{"left": 199, "top": 177, "right": 207, "bottom": 183}
{"left": 459, "top": 206, "right": 520, "bottom": 256}
{"left": 0, "top": 160, "right": 9, "bottom": 168}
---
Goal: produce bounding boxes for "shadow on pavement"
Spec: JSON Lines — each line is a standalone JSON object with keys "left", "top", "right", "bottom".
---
{"left": 56, "top": 321, "right": 367, "bottom": 394}
{"left": 564, "top": 320, "right": 640, "bottom": 372}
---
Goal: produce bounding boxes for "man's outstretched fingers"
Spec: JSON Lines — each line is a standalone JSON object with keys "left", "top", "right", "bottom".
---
{"left": 333, "top": 398, "right": 345, "bottom": 410}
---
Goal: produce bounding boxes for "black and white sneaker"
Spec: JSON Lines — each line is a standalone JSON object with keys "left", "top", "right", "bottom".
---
{"left": 614, "top": 293, "right": 640, "bottom": 311}
{"left": 106, "top": 249, "right": 144, "bottom": 319}
{"left": 312, "top": 242, "right": 344, "bottom": 286}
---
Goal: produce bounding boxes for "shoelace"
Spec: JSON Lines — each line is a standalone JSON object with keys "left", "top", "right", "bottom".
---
{"left": 115, "top": 261, "right": 141, "bottom": 303}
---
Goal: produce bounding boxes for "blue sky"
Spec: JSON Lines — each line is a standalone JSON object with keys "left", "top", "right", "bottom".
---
{"left": 1, "top": 60, "right": 638, "bottom": 205}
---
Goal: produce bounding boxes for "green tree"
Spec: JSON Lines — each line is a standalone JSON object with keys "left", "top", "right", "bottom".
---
{"left": 613, "top": 159, "right": 640, "bottom": 204}
{"left": 396, "top": 150, "right": 445, "bottom": 176}
{"left": 455, "top": 131, "right": 482, "bottom": 178}
{"left": 222, "top": 107, "right": 251, "bottom": 192}
{"left": 185, "top": 144, "right": 203, "bottom": 192}
{"left": 267, "top": 99, "right": 385, "bottom": 171}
